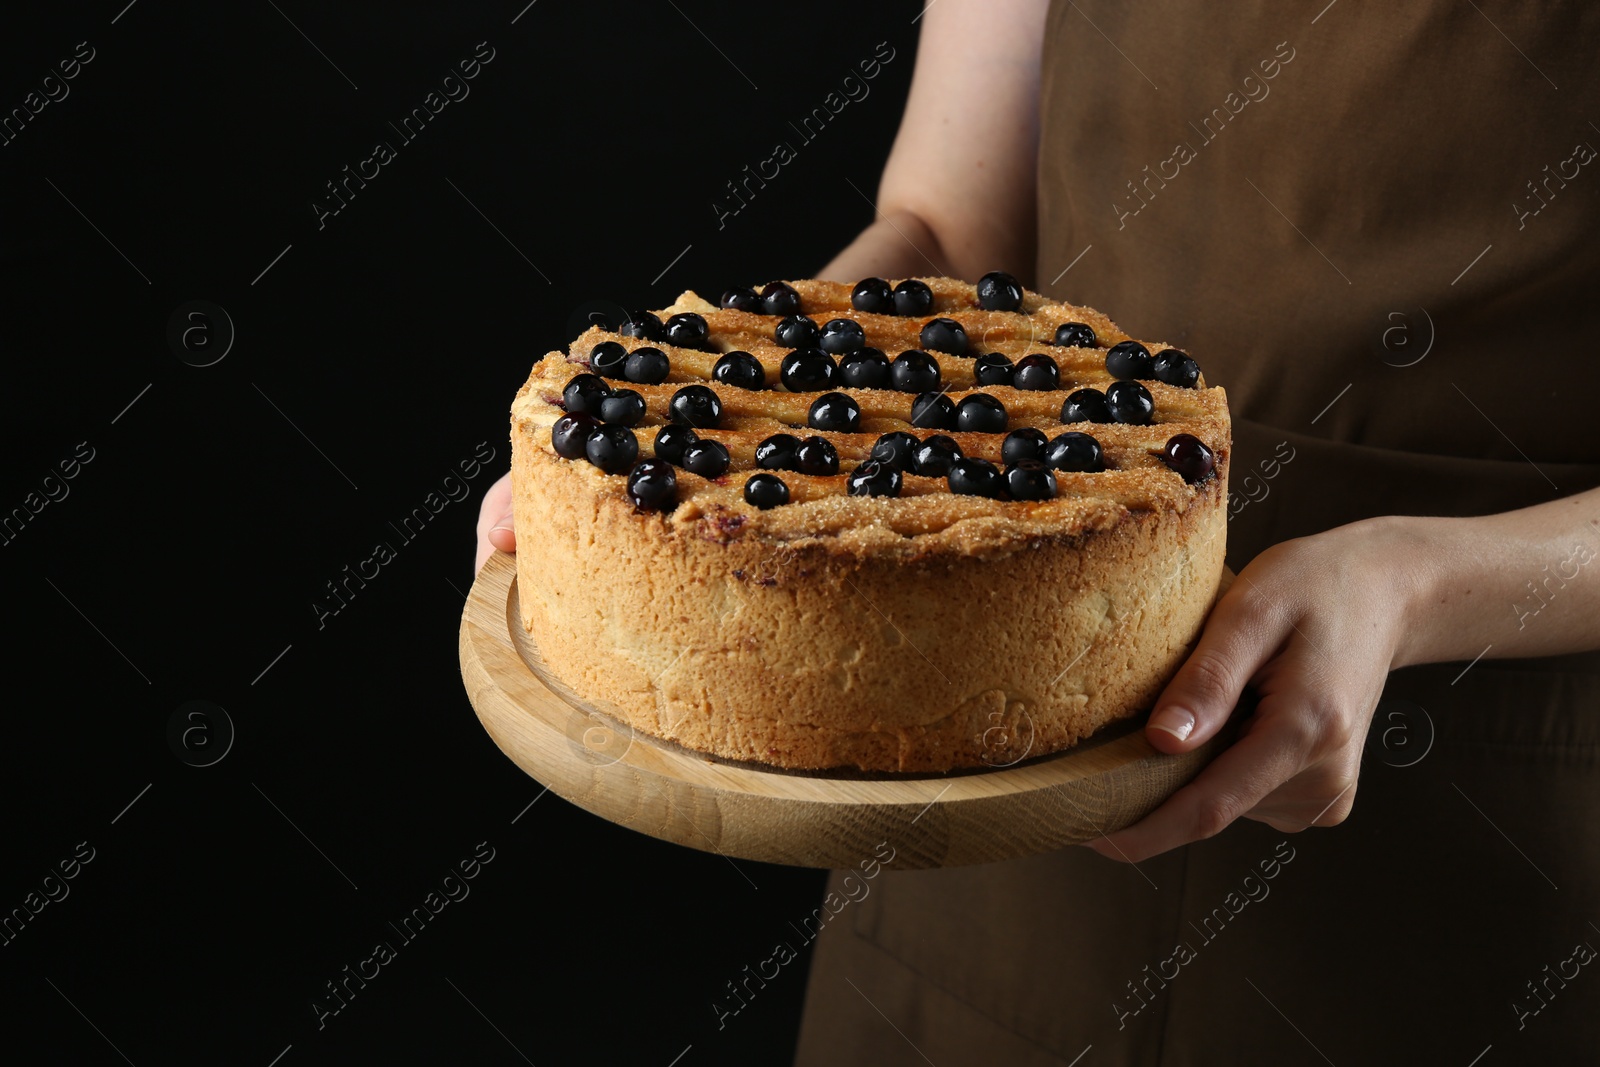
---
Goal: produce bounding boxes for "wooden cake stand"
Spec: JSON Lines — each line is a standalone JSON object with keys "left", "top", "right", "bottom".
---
{"left": 460, "top": 552, "right": 1234, "bottom": 870}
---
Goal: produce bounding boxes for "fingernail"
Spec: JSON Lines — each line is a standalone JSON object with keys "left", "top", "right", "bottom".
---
{"left": 1148, "top": 706, "right": 1195, "bottom": 742}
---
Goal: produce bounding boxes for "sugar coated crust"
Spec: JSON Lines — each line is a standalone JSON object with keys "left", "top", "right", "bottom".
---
{"left": 510, "top": 277, "right": 1230, "bottom": 772}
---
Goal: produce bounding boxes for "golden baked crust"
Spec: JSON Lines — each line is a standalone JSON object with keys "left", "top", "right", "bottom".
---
{"left": 510, "top": 277, "right": 1230, "bottom": 772}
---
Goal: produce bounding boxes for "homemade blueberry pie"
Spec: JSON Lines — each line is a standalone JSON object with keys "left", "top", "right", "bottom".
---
{"left": 509, "top": 277, "right": 1230, "bottom": 772}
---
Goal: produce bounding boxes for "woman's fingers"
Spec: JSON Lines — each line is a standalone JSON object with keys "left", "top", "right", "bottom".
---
{"left": 475, "top": 472, "right": 515, "bottom": 574}
{"left": 1088, "top": 711, "right": 1309, "bottom": 863}
{"left": 1241, "top": 725, "right": 1362, "bottom": 830}
{"left": 1092, "top": 629, "right": 1370, "bottom": 863}
{"left": 1079, "top": 528, "right": 1418, "bottom": 863}
{"left": 1242, "top": 766, "right": 1358, "bottom": 832}
{"left": 1145, "top": 576, "right": 1285, "bottom": 754}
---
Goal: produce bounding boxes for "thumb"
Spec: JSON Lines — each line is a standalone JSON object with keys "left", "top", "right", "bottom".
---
{"left": 1145, "top": 583, "right": 1277, "bottom": 754}
{"left": 475, "top": 472, "right": 515, "bottom": 575}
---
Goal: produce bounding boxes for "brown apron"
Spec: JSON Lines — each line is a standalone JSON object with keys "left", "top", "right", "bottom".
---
{"left": 795, "top": 3, "right": 1600, "bottom": 1063}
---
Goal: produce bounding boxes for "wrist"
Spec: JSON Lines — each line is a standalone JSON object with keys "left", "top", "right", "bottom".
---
{"left": 817, "top": 209, "right": 952, "bottom": 283}
{"left": 1336, "top": 514, "right": 1447, "bottom": 671}
{"left": 1371, "top": 513, "right": 1466, "bottom": 670}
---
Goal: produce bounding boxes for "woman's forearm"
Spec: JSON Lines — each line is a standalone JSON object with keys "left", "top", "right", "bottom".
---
{"left": 1394, "top": 485, "right": 1600, "bottom": 667}
{"left": 818, "top": 0, "right": 1047, "bottom": 285}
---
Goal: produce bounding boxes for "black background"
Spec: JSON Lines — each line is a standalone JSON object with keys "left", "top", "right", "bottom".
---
{"left": 1, "top": 2, "right": 921, "bottom": 1062}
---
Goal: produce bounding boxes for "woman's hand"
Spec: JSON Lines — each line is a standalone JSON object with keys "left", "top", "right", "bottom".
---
{"left": 1087, "top": 516, "right": 1431, "bottom": 864}
{"left": 1083, "top": 484, "right": 1600, "bottom": 863}
{"left": 475, "top": 472, "right": 515, "bottom": 575}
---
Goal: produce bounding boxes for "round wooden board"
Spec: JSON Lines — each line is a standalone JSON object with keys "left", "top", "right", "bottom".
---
{"left": 459, "top": 552, "right": 1234, "bottom": 870}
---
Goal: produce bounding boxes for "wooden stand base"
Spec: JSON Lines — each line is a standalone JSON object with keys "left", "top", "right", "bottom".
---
{"left": 459, "top": 552, "right": 1233, "bottom": 869}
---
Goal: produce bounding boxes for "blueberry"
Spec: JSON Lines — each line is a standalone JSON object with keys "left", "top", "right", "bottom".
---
{"left": 620, "top": 310, "right": 663, "bottom": 341}
{"left": 665, "top": 312, "right": 710, "bottom": 350}
{"left": 948, "top": 457, "right": 1004, "bottom": 498}
{"left": 870, "top": 431, "right": 920, "bottom": 472}
{"left": 599, "top": 388, "right": 647, "bottom": 427}
{"left": 852, "top": 277, "right": 894, "bottom": 314}
{"left": 669, "top": 384, "right": 722, "bottom": 427}
{"left": 755, "top": 433, "right": 800, "bottom": 470}
{"left": 1012, "top": 353, "right": 1060, "bottom": 391}
{"left": 795, "top": 435, "right": 839, "bottom": 476}
{"left": 909, "top": 390, "right": 957, "bottom": 431}
{"left": 720, "top": 286, "right": 761, "bottom": 313}
{"left": 919, "top": 317, "right": 968, "bottom": 355}
{"left": 681, "top": 439, "right": 731, "bottom": 478}
{"left": 955, "top": 393, "right": 1008, "bottom": 434}
{"left": 585, "top": 424, "right": 638, "bottom": 473}
{"left": 1154, "top": 349, "right": 1201, "bottom": 389}
{"left": 839, "top": 347, "right": 892, "bottom": 389}
{"left": 1061, "top": 388, "right": 1113, "bottom": 424}
{"left": 847, "top": 460, "right": 902, "bottom": 498}
{"left": 744, "top": 472, "right": 790, "bottom": 509}
{"left": 1001, "top": 427, "right": 1049, "bottom": 466}
{"left": 780, "top": 348, "right": 837, "bottom": 392}
{"left": 624, "top": 346, "right": 670, "bottom": 385}
{"left": 976, "top": 270, "right": 1024, "bottom": 312}
{"left": 891, "top": 349, "right": 941, "bottom": 393}
{"left": 1105, "top": 340, "right": 1154, "bottom": 380}
{"left": 551, "top": 412, "right": 602, "bottom": 459}
{"left": 589, "top": 340, "right": 628, "bottom": 379}
{"left": 808, "top": 392, "right": 861, "bottom": 433}
{"left": 776, "top": 314, "right": 820, "bottom": 348}
{"left": 974, "top": 352, "right": 1015, "bottom": 386}
{"left": 627, "top": 460, "right": 677, "bottom": 511}
{"left": 1053, "top": 322, "right": 1096, "bottom": 348}
{"left": 912, "top": 434, "right": 963, "bottom": 477}
{"left": 1005, "top": 460, "right": 1057, "bottom": 501}
{"left": 819, "top": 317, "right": 866, "bottom": 355}
{"left": 892, "top": 279, "right": 934, "bottom": 317}
{"left": 1045, "top": 431, "right": 1104, "bottom": 472}
{"left": 562, "top": 373, "right": 610, "bottom": 416}
{"left": 653, "top": 424, "right": 698, "bottom": 465}
{"left": 712, "top": 351, "right": 765, "bottom": 391}
{"left": 760, "top": 281, "right": 802, "bottom": 317}
{"left": 1158, "top": 433, "right": 1216, "bottom": 483}
{"left": 1106, "top": 380, "right": 1154, "bottom": 424}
